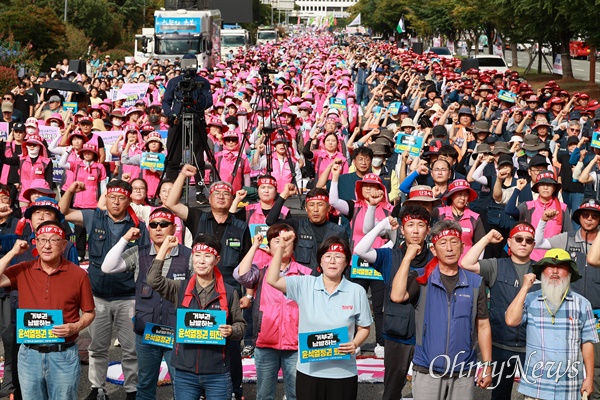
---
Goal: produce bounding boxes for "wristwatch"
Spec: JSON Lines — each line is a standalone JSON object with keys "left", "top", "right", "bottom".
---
{"left": 245, "top": 294, "right": 254, "bottom": 301}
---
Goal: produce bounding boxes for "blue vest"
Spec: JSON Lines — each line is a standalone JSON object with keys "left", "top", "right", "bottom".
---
{"left": 133, "top": 244, "right": 192, "bottom": 335}
{"left": 88, "top": 208, "right": 142, "bottom": 299}
{"left": 488, "top": 258, "right": 538, "bottom": 348}
{"left": 294, "top": 219, "right": 347, "bottom": 272}
{"left": 195, "top": 212, "right": 247, "bottom": 288}
{"left": 413, "top": 267, "right": 482, "bottom": 375}
{"left": 567, "top": 233, "right": 600, "bottom": 309}
{"left": 169, "top": 278, "right": 235, "bottom": 375}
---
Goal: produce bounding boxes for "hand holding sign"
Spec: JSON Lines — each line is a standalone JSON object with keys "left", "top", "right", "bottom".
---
{"left": 218, "top": 324, "right": 234, "bottom": 338}
{"left": 52, "top": 322, "right": 79, "bottom": 337}
{"left": 338, "top": 341, "right": 358, "bottom": 354}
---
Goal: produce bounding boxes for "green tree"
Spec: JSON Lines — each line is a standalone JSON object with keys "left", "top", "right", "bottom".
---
{"left": 0, "top": 5, "right": 67, "bottom": 69}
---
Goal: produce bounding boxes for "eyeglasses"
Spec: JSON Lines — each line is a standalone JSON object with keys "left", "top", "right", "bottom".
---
{"left": 2, "top": 97, "right": 11, "bottom": 100}
{"left": 580, "top": 211, "right": 600, "bottom": 220}
{"left": 569, "top": 128, "right": 581, "bottom": 132}
{"left": 106, "top": 195, "right": 128, "bottom": 202}
{"left": 223, "top": 138, "right": 238, "bottom": 142}
{"left": 35, "top": 237, "right": 64, "bottom": 247}
{"left": 149, "top": 221, "right": 172, "bottom": 229}
{"left": 512, "top": 236, "right": 534, "bottom": 245}
{"left": 211, "top": 191, "right": 232, "bottom": 198}
{"left": 322, "top": 254, "right": 346, "bottom": 263}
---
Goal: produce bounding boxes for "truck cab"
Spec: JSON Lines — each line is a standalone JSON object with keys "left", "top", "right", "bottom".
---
{"left": 134, "top": 8, "right": 221, "bottom": 68}
{"left": 220, "top": 26, "right": 249, "bottom": 58}
{"left": 256, "top": 26, "right": 278, "bottom": 45}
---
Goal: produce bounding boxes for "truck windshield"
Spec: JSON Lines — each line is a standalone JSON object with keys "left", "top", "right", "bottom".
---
{"left": 155, "top": 38, "right": 202, "bottom": 55}
{"left": 257, "top": 32, "right": 277, "bottom": 40}
{"left": 222, "top": 36, "right": 246, "bottom": 46}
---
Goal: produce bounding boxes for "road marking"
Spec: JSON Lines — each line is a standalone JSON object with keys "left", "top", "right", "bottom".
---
{"left": 574, "top": 68, "right": 585, "bottom": 72}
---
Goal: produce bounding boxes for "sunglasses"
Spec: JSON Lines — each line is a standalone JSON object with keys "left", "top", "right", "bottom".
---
{"left": 512, "top": 236, "right": 534, "bottom": 245}
{"left": 149, "top": 221, "right": 172, "bottom": 229}
{"left": 580, "top": 211, "right": 600, "bottom": 220}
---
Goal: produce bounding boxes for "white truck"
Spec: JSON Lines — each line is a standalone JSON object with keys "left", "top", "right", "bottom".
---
{"left": 220, "top": 26, "right": 249, "bottom": 58}
{"left": 134, "top": 8, "right": 221, "bottom": 68}
{"left": 256, "top": 26, "right": 278, "bottom": 45}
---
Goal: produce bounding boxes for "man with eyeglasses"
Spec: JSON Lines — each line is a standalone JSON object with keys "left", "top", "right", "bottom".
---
{"left": 0, "top": 196, "right": 78, "bottom": 399}
{"left": 60, "top": 179, "right": 149, "bottom": 400}
{"left": 0, "top": 220, "right": 95, "bottom": 400}
{"left": 100, "top": 207, "right": 191, "bottom": 400}
{"left": 165, "top": 165, "right": 250, "bottom": 400}
{"left": 462, "top": 222, "right": 538, "bottom": 399}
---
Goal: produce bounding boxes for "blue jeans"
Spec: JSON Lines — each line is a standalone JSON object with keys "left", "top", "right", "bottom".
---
{"left": 18, "top": 343, "right": 80, "bottom": 400}
{"left": 174, "top": 369, "right": 231, "bottom": 400}
{"left": 254, "top": 347, "right": 298, "bottom": 400}
{"left": 135, "top": 334, "right": 175, "bottom": 400}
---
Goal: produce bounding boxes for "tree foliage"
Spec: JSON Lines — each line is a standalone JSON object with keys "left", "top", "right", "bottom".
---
{"left": 0, "top": 5, "right": 67, "bottom": 69}
{"left": 351, "top": 0, "right": 600, "bottom": 78}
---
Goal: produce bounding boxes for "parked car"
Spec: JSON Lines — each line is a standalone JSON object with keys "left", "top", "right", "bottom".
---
{"left": 570, "top": 40, "right": 590, "bottom": 59}
{"left": 426, "top": 46, "right": 455, "bottom": 59}
{"left": 474, "top": 55, "right": 509, "bottom": 72}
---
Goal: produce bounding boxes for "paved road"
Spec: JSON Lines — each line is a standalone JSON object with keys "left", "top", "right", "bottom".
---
{"left": 507, "top": 50, "right": 600, "bottom": 82}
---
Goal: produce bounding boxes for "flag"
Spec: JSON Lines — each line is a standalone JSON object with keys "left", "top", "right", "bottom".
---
{"left": 348, "top": 13, "right": 361, "bottom": 27}
{"left": 396, "top": 17, "right": 405, "bottom": 34}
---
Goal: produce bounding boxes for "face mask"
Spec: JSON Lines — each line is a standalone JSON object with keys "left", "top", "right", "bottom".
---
{"left": 372, "top": 157, "right": 384, "bottom": 167}
{"left": 27, "top": 146, "right": 40, "bottom": 157}
{"left": 26, "top": 127, "right": 36, "bottom": 134}
{"left": 148, "top": 115, "right": 159, "bottom": 123}
{"left": 50, "top": 122, "right": 60, "bottom": 127}
{"left": 112, "top": 119, "right": 123, "bottom": 126}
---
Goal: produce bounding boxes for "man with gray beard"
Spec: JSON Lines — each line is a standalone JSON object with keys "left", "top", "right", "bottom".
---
{"left": 506, "top": 249, "right": 598, "bottom": 400}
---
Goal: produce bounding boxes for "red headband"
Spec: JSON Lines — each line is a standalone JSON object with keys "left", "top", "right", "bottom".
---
{"left": 107, "top": 187, "right": 131, "bottom": 197}
{"left": 401, "top": 215, "right": 429, "bottom": 226}
{"left": 431, "top": 229, "right": 462, "bottom": 244}
{"left": 509, "top": 224, "right": 535, "bottom": 238}
{"left": 410, "top": 189, "right": 434, "bottom": 199}
{"left": 257, "top": 177, "right": 277, "bottom": 187}
{"left": 150, "top": 211, "right": 175, "bottom": 224}
{"left": 0, "top": 189, "right": 9, "bottom": 197}
{"left": 306, "top": 195, "right": 329, "bottom": 203}
{"left": 36, "top": 225, "right": 65, "bottom": 239}
{"left": 326, "top": 243, "right": 346, "bottom": 254}
{"left": 210, "top": 183, "right": 233, "bottom": 195}
{"left": 536, "top": 172, "right": 556, "bottom": 182}
{"left": 192, "top": 243, "right": 219, "bottom": 257}
{"left": 31, "top": 201, "right": 60, "bottom": 211}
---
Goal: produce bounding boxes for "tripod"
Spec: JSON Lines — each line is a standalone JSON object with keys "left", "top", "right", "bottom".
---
{"left": 231, "top": 61, "right": 304, "bottom": 206}
{"left": 155, "top": 88, "right": 220, "bottom": 204}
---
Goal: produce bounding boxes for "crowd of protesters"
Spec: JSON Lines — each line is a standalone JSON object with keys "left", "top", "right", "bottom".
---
{"left": 1, "top": 27, "right": 600, "bottom": 400}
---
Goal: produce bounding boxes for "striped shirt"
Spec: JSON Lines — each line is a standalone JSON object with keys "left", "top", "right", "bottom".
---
{"left": 518, "top": 289, "right": 598, "bottom": 400}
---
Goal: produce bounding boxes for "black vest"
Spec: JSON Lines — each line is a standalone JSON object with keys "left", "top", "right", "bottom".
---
{"left": 488, "top": 258, "right": 538, "bottom": 348}
{"left": 88, "top": 208, "right": 142, "bottom": 299}
{"left": 567, "top": 233, "right": 600, "bottom": 309}
{"left": 169, "top": 278, "right": 235, "bottom": 375}
{"left": 382, "top": 247, "right": 429, "bottom": 341}
{"left": 195, "top": 212, "right": 247, "bottom": 288}
{"left": 294, "top": 219, "right": 346, "bottom": 272}
{"left": 133, "top": 244, "right": 192, "bottom": 335}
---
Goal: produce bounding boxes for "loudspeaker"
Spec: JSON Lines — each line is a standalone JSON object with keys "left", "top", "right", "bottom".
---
{"left": 69, "top": 60, "right": 86, "bottom": 74}
{"left": 412, "top": 42, "right": 423, "bottom": 55}
{"left": 460, "top": 58, "right": 479, "bottom": 72}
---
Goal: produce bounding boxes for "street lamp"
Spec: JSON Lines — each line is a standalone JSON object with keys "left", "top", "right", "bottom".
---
{"left": 64, "top": 0, "right": 68, "bottom": 22}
